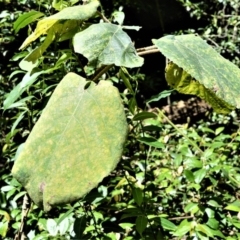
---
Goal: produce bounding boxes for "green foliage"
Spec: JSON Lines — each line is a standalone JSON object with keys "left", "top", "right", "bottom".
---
{"left": 153, "top": 34, "right": 240, "bottom": 109}
{"left": 165, "top": 62, "right": 234, "bottom": 114}
{"left": 12, "top": 72, "right": 128, "bottom": 211}
{"left": 1, "top": 0, "right": 240, "bottom": 239}
{"left": 73, "top": 23, "right": 144, "bottom": 68}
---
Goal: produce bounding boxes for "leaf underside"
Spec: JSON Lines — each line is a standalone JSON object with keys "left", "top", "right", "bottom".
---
{"left": 153, "top": 34, "right": 240, "bottom": 108}
{"left": 19, "top": 0, "right": 100, "bottom": 50}
{"left": 165, "top": 62, "right": 234, "bottom": 114}
{"left": 12, "top": 72, "right": 128, "bottom": 211}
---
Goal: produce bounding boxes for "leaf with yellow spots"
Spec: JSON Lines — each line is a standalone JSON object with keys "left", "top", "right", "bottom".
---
{"left": 165, "top": 62, "right": 234, "bottom": 114}
{"left": 12, "top": 72, "right": 128, "bottom": 211}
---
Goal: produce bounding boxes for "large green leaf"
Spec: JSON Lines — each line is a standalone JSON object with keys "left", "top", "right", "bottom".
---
{"left": 153, "top": 34, "right": 240, "bottom": 108}
{"left": 73, "top": 23, "right": 144, "bottom": 68}
{"left": 165, "top": 62, "right": 234, "bottom": 114}
{"left": 19, "top": 0, "right": 100, "bottom": 49}
{"left": 12, "top": 73, "right": 128, "bottom": 211}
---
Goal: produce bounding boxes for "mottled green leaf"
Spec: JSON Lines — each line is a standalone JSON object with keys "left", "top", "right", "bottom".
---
{"left": 165, "top": 62, "right": 234, "bottom": 114}
{"left": 20, "top": 0, "right": 99, "bottom": 49}
{"left": 153, "top": 34, "right": 240, "bottom": 109}
{"left": 12, "top": 72, "right": 128, "bottom": 211}
{"left": 73, "top": 23, "right": 144, "bottom": 68}
{"left": 13, "top": 11, "right": 44, "bottom": 33}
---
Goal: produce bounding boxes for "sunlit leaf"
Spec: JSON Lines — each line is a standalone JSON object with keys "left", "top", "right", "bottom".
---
{"left": 12, "top": 72, "right": 128, "bottom": 211}
{"left": 173, "top": 220, "right": 191, "bottom": 237}
{"left": 184, "top": 202, "right": 199, "bottom": 214}
{"left": 52, "top": 0, "right": 69, "bottom": 11}
{"left": 196, "top": 224, "right": 214, "bottom": 237}
{"left": 20, "top": 0, "right": 100, "bottom": 49}
{"left": 225, "top": 201, "right": 240, "bottom": 212}
{"left": 112, "top": 10, "right": 125, "bottom": 25}
{"left": 160, "top": 218, "right": 177, "bottom": 231}
{"left": 13, "top": 11, "right": 44, "bottom": 33}
{"left": 4, "top": 67, "right": 60, "bottom": 110}
{"left": 194, "top": 168, "right": 207, "bottom": 184}
{"left": 153, "top": 34, "right": 240, "bottom": 109}
{"left": 47, "top": 219, "right": 58, "bottom": 236}
{"left": 73, "top": 23, "right": 144, "bottom": 68}
{"left": 165, "top": 62, "right": 234, "bottom": 114}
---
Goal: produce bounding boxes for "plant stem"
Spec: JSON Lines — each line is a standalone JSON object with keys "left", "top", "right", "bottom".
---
{"left": 97, "top": 11, "right": 110, "bottom": 23}
{"left": 137, "top": 45, "right": 160, "bottom": 56}
{"left": 92, "top": 64, "right": 113, "bottom": 82}
{"left": 157, "top": 109, "right": 204, "bottom": 154}
{"left": 137, "top": 45, "right": 158, "bottom": 52}
{"left": 137, "top": 49, "right": 160, "bottom": 56}
{"left": 169, "top": 215, "right": 194, "bottom": 220}
{"left": 14, "top": 194, "right": 31, "bottom": 240}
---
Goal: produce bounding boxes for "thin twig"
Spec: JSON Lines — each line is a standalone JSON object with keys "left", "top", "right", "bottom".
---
{"left": 137, "top": 45, "right": 158, "bottom": 52}
{"left": 14, "top": 194, "right": 31, "bottom": 240}
{"left": 97, "top": 11, "right": 111, "bottom": 23}
{"left": 92, "top": 64, "right": 113, "bottom": 82}
{"left": 137, "top": 49, "right": 160, "bottom": 56}
{"left": 169, "top": 215, "right": 194, "bottom": 220}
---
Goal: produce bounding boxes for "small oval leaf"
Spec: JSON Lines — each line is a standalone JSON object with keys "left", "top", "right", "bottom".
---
{"left": 133, "top": 112, "right": 157, "bottom": 121}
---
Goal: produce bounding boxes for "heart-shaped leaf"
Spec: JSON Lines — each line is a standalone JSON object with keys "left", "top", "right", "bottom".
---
{"left": 73, "top": 23, "right": 144, "bottom": 68}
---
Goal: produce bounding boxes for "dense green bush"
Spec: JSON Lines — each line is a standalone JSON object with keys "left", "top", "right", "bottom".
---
{"left": 1, "top": 1, "right": 240, "bottom": 240}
